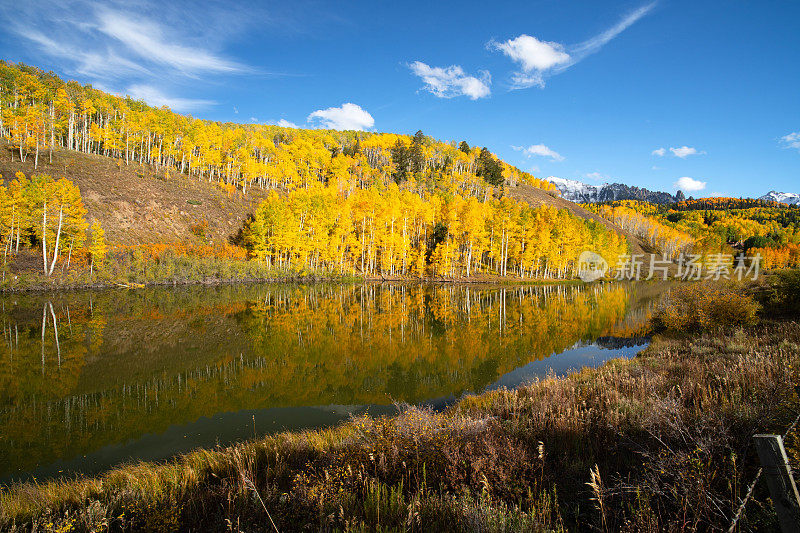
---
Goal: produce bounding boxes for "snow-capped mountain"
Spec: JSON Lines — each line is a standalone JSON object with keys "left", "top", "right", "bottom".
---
{"left": 759, "top": 191, "right": 800, "bottom": 205}
{"left": 547, "top": 177, "right": 682, "bottom": 204}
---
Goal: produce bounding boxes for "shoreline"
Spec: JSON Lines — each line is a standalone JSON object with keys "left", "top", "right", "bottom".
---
{"left": 0, "top": 272, "right": 589, "bottom": 294}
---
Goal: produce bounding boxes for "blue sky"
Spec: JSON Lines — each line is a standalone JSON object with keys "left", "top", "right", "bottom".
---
{"left": 2, "top": 0, "right": 799, "bottom": 197}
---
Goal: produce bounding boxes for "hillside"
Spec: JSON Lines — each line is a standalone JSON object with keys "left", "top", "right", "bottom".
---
{"left": 506, "top": 182, "right": 652, "bottom": 256}
{"left": 1, "top": 141, "right": 652, "bottom": 260}
{"left": 0, "top": 60, "right": 665, "bottom": 283}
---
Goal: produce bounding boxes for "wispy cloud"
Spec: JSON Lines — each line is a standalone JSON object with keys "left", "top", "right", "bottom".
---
{"left": 567, "top": 3, "right": 657, "bottom": 63}
{"left": 585, "top": 172, "right": 609, "bottom": 182}
{"left": 673, "top": 176, "right": 706, "bottom": 192}
{"left": 16, "top": 28, "right": 149, "bottom": 79}
{"left": 512, "top": 144, "right": 565, "bottom": 161}
{"left": 95, "top": 8, "right": 246, "bottom": 76}
{"left": 308, "top": 103, "right": 374, "bottom": 131}
{"left": 780, "top": 132, "right": 800, "bottom": 151}
{"left": 2, "top": 0, "right": 264, "bottom": 113}
{"left": 10, "top": 3, "right": 249, "bottom": 81}
{"left": 652, "top": 147, "right": 666, "bottom": 156}
{"left": 490, "top": 2, "right": 656, "bottom": 89}
{"left": 408, "top": 61, "right": 491, "bottom": 100}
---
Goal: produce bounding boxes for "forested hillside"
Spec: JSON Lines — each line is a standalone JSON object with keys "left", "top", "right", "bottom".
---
{"left": 0, "top": 61, "right": 636, "bottom": 284}
{"left": 0, "top": 61, "right": 554, "bottom": 196}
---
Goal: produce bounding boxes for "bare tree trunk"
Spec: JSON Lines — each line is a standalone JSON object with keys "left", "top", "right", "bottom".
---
{"left": 42, "top": 202, "right": 48, "bottom": 275}
{"left": 49, "top": 105, "right": 54, "bottom": 164}
{"left": 68, "top": 110, "right": 74, "bottom": 150}
{"left": 48, "top": 204, "right": 63, "bottom": 276}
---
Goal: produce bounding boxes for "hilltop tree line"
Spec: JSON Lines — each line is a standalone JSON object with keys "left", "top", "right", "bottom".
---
{"left": 0, "top": 61, "right": 553, "bottom": 199}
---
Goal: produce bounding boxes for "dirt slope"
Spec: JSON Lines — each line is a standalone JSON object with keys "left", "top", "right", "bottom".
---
{"left": 0, "top": 141, "right": 265, "bottom": 245}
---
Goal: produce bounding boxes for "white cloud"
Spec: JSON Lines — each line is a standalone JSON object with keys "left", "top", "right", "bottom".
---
{"left": 670, "top": 145, "right": 703, "bottom": 158}
{"left": 673, "top": 176, "right": 706, "bottom": 192}
{"left": 653, "top": 145, "right": 705, "bottom": 158}
{"left": 125, "top": 84, "right": 215, "bottom": 112}
{"left": 408, "top": 61, "right": 491, "bottom": 100}
{"left": 780, "top": 132, "right": 800, "bottom": 151}
{"left": 307, "top": 103, "right": 374, "bottom": 131}
{"left": 270, "top": 119, "right": 299, "bottom": 128}
{"left": 250, "top": 117, "right": 258, "bottom": 122}
{"left": 490, "top": 35, "right": 569, "bottom": 88}
{"left": 490, "top": 3, "right": 655, "bottom": 89}
{"left": 513, "top": 144, "right": 565, "bottom": 161}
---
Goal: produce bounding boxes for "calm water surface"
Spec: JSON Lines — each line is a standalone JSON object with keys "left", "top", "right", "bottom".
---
{"left": 0, "top": 282, "right": 664, "bottom": 484}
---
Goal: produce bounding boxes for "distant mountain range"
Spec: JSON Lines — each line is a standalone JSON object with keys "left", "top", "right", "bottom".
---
{"left": 759, "top": 191, "right": 800, "bottom": 205}
{"left": 547, "top": 177, "right": 800, "bottom": 206}
{"left": 546, "top": 177, "right": 684, "bottom": 204}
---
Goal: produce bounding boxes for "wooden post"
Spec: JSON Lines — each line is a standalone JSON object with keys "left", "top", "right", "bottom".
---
{"left": 753, "top": 434, "right": 800, "bottom": 532}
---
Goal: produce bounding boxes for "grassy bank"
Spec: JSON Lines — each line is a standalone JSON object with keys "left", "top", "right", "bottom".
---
{"left": 0, "top": 248, "right": 363, "bottom": 292}
{"left": 2, "top": 311, "right": 799, "bottom": 531}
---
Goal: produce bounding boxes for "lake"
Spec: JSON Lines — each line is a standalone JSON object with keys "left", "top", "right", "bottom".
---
{"left": 0, "top": 282, "right": 664, "bottom": 485}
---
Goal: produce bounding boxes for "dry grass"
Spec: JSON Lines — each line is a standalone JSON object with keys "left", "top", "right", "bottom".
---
{"left": 2, "top": 319, "right": 798, "bottom": 531}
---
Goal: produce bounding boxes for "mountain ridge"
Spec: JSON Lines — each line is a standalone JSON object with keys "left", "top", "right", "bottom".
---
{"left": 759, "top": 191, "right": 800, "bottom": 205}
{"left": 547, "top": 177, "right": 684, "bottom": 204}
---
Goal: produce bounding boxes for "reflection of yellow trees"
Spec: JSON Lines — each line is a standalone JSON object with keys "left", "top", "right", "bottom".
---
{"left": 0, "top": 283, "right": 652, "bottom": 477}
{"left": 0, "top": 303, "right": 87, "bottom": 404}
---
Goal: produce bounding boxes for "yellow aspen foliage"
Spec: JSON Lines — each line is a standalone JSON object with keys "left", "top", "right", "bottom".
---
{"left": 88, "top": 219, "right": 108, "bottom": 273}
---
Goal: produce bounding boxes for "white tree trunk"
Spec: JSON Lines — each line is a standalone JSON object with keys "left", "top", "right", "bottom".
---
{"left": 42, "top": 202, "right": 48, "bottom": 275}
{"left": 48, "top": 204, "right": 63, "bottom": 276}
